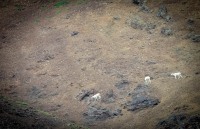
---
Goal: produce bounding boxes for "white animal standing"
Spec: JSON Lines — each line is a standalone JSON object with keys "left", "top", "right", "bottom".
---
{"left": 171, "top": 72, "right": 183, "bottom": 79}
{"left": 144, "top": 76, "right": 151, "bottom": 84}
{"left": 91, "top": 93, "right": 101, "bottom": 101}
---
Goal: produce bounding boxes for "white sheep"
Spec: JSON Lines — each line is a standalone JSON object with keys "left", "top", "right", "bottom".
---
{"left": 91, "top": 93, "right": 101, "bottom": 101}
{"left": 171, "top": 72, "right": 183, "bottom": 79}
{"left": 144, "top": 76, "right": 151, "bottom": 84}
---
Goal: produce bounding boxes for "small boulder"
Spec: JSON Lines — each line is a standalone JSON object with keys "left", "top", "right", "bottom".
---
{"left": 187, "top": 33, "right": 200, "bottom": 43}
{"left": 71, "top": 31, "right": 79, "bottom": 36}
{"left": 76, "top": 89, "right": 95, "bottom": 101}
{"left": 125, "top": 95, "right": 159, "bottom": 111}
{"left": 132, "top": 0, "right": 147, "bottom": 5}
{"left": 140, "top": 4, "right": 150, "bottom": 13}
{"left": 115, "top": 80, "right": 130, "bottom": 90}
{"left": 161, "top": 28, "right": 173, "bottom": 36}
{"left": 157, "top": 5, "right": 168, "bottom": 19}
{"left": 102, "top": 89, "right": 116, "bottom": 103}
{"left": 156, "top": 114, "right": 200, "bottom": 129}
{"left": 83, "top": 106, "right": 122, "bottom": 121}
{"left": 130, "top": 17, "right": 146, "bottom": 30}
{"left": 157, "top": 5, "right": 172, "bottom": 22}
{"left": 125, "top": 84, "right": 160, "bottom": 111}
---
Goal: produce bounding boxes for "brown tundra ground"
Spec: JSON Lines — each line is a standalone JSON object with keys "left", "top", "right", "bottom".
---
{"left": 0, "top": 0, "right": 200, "bottom": 129}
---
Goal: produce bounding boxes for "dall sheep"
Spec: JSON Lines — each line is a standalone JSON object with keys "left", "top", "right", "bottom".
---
{"left": 171, "top": 72, "right": 183, "bottom": 79}
{"left": 144, "top": 76, "right": 151, "bottom": 84}
{"left": 91, "top": 93, "right": 101, "bottom": 101}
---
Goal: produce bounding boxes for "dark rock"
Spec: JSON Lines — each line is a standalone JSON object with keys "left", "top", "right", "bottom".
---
{"left": 157, "top": 5, "right": 168, "bottom": 19}
{"left": 76, "top": 89, "right": 95, "bottom": 101}
{"left": 130, "top": 18, "right": 146, "bottom": 30}
{"left": 128, "top": 17, "right": 156, "bottom": 33}
{"left": 195, "top": 72, "right": 199, "bottom": 75}
{"left": 83, "top": 106, "right": 122, "bottom": 121}
{"left": 161, "top": 28, "right": 173, "bottom": 36}
{"left": 37, "top": 53, "right": 55, "bottom": 63}
{"left": 173, "top": 105, "right": 189, "bottom": 112}
{"left": 190, "top": 34, "right": 200, "bottom": 42}
{"left": 115, "top": 80, "right": 130, "bottom": 90}
{"left": 125, "top": 84, "right": 160, "bottom": 111}
{"left": 125, "top": 95, "right": 159, "bottom": 111}
{"left": 157, "top": 5, "right": 172, "bottom": 22}
{"left": 165, "top": 15, "right": 172, "bottom": 22}
{"left": 187, "top": 33, "right": 200, "bottom": 42}
{"left": 187, "top": 19, "right": 194, "bottom": 25}
{"left": 140, "top": 4, "right": 150, "bottom": 12}
{"left": 43, "top": 54, "right": 54, "bottom": 61}
{"left": 146, "top": 23, "right": 156, "bottom": 33}
{"left": 156, "top": 114, "right": 200, "bottom": 129}
{"left": 132, "top": 0, "right": 146, "bottom": 5}
{"left": 112, "top": 109, "right": 122, "bottom": 116}
{"left": 113, "top": 16, "right": 120, "bottom": 20}
{"left": 102, "top": 90, "right": 116, "bottom": 103}
{"left": 131, "top": 84, "right": 150, "bottom": 96}
{"left": 146, "top": 60, "right": 157, "bottom": 65}
{"left": 71, "top": 31, "right": 79, "bottom": 36}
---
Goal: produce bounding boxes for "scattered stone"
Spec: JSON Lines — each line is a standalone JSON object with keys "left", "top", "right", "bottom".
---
{"left": 113, "top": 16, "right": 120, "bottom": 20}
{"left": 83, "top": 106, "right": 122, "bottom": 121}
{"left": 71, "top": 31, "right": 79, "bottom": 36}
{"left": 187, "top": 18, "right": 194, "bottom": 25}
{"left": 146, "top": 60, "right": 157, "bottom": 65}
{"left": 76, "top": 89, "right": 95, "bottom": 101}
{"left": 37, "top": 54, "right": 55, "bottom": 63}
{"left": 156, "top": 114, "right": 200, "bottom": 129}
{"left": 132, "top": 0, "right": 147, "bottom": 5}
{"left": 125, "top": 95, "right": 159, "bottom": 111}
{"left": 157, "top": 5, "right": 172, "bottom": 22}
{"left": 190, "top": 34, "right": 200, "bottom": 43}
{"left": 165, "top": 15, "right": 172, "bottom": 22}
{"left": 132, "top": 0, "right": 150, "bottom": 13}
{"left": 140, "top": 4, "right": 150, "bottom": 13}
{"left": 131, "top": 84, "right": 150, "bottom": 96}
{"left": 66, "top": 14, "right": 70, "bottom": 19}
{"left": 43, "top": 54, "right": 55, "bottom": 60}
{"left": 146, "top": 23, "right": 156, "bottom": 33}
{"left": 115, "top": 80, "right": 130, "bottom": 90}
{"left": 130, "top": 17, "right": 146, "bottom": 30}
{"left": 157, "top": 5, "right": 168, "bottom": 19}
{"left": 125, "top": 84, "right": 160, "bottom": 111}
{"left": 173, "top": 105, "right": 189, "bottom": 112}
{"left": 161, "top": 27, "right": 173, "bottom": 36}
{"left": 127, "top": 16, "right": 156, "bottom": 33}
{"left": 195, "top": 72, "right": 199, "bottom": 75}
{"left": 102, "top": 89, "right": 116, "bottom": 104}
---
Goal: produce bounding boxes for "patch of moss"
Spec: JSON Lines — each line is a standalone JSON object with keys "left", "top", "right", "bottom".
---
{"left": 15, "top": 101, "right": 29, "bottom": 108}
{"left": 37, "top": 110, "right": 52, "bottom": 116}
{"left": 54, "top": 0, "right": 69, "bottom": 8}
